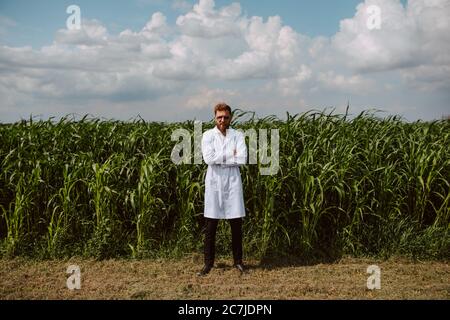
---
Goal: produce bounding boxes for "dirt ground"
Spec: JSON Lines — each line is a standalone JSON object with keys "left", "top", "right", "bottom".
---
{"left": 0, "top": 255, "right": 448, "bottom": 300}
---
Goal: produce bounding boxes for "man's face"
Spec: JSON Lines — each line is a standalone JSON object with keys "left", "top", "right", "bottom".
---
{"left": 215, "top": 110, "right": 232, "bottom": 132}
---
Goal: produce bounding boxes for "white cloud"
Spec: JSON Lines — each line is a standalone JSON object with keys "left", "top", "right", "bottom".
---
{"left": 142, "top": 12, "right": 170, "bottom": 36}
{"left": 186, "top": 87, "right": 239, "bottom": 109}
{"left": 317, "top": 71, "right": 374, "bottom": 94}
{"left": 333, "top": 0, "right": 450, "bottom": 80}
{"left": 402, "top": 65, "right": 450, "bottom": 91}
{"left": 203, "top": 15, "right": 307, "bottom": 81}
{"left": 55, "top": 19, "right": 108, "bottom": 46}
{"left": 176, "top": 0, "right": 243, "bottom": 38}
{"left": 0, "top": 0, "right": 449, "bottom": 122}
{"left": 277, "top": 65, "right": 312, "bottom": 96}
{"left": 140, "top": 42, "right": 171, "bottom": 58}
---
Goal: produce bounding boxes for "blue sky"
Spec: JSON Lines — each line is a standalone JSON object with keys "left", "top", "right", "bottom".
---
{"left": 1, "top": 0, "right": 408, "bottom": 47}
{"left": 0, "top": 0, "right": 448, "bottom": 122}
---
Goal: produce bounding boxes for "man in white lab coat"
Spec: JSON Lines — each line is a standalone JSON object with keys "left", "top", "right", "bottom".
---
{"left": 197, "top": 103, "right": 247, "bottom": 276}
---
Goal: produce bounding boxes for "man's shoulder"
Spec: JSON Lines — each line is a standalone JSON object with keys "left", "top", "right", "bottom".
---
{"left": 202, "top": 128, "right": 216, "bottom": 139}
{"left": 229, "top": 128, "right": 245, "bottom": 137}
{"left": 202, "top": 127, "right": 244, "bottom": 137}
{"left": 203, "top": 128, "right": 216, "bottom": 136}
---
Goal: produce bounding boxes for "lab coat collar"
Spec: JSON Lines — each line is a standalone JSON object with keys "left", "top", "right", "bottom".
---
{"left": 214, "top": 125, "right": 234, "bottom": 137}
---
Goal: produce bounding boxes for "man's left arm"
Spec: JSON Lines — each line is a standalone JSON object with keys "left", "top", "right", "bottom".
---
{"left": 223, "top": 131, "right": 247, "bottom": 167}
{"left": 234, "top": 131, "right": 247, "bottom": 165}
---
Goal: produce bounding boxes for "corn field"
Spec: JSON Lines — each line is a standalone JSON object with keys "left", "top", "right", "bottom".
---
{"left": 0, "top": 109, "right": 449, "bottom": 260}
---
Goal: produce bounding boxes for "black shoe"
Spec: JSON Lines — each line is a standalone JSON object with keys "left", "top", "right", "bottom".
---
{"left": 234, "top": 263, "right": 245, "bottom": 274}
{"left": 197, "top": 265, "right": 212, "bottom": 276}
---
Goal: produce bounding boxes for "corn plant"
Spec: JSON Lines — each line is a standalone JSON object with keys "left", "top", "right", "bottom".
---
{"left": 0, "top": 109, "right": 448, "bottom": 260}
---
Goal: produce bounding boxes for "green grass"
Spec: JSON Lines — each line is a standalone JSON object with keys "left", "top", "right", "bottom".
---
{"left": 0, "top": 109, "right": 449, "bottom": 260}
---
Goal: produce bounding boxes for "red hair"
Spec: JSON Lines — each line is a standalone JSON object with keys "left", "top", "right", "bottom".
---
{"left": 214, "top": 103, "right": 231, "bottom": 115}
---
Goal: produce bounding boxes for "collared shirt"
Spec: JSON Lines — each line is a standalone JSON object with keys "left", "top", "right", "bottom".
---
{"left": 201, "top": 126, "right": 247, "bottom": 219}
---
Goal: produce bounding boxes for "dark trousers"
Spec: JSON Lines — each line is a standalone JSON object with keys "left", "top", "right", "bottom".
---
{"left": 204, "top": 217, "right": 243, "bottom": 267}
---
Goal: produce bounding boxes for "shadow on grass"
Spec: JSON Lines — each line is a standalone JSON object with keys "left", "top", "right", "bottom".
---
{"left": 213, "top": 250, "right": 343, "bottom": 272}
{"left": 256, "top": 254, "right": 342, "bottom": 270}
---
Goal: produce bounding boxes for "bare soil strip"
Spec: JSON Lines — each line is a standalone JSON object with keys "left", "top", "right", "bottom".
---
{"left": 1, "top": 256, "right": 448, "bottom": 299}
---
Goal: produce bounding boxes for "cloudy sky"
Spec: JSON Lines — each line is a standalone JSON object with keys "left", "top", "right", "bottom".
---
{"left": 0, "top": 0, "right": 449, "bottom": 123}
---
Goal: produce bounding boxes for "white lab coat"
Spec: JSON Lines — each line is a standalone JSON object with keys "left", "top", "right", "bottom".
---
{"left": 202, "top": 126, "right": 247, "bottom": 219}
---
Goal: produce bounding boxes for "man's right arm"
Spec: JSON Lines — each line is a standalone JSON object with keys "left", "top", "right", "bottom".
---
{"left": 202, "top": 132, "right": 225, "bottom": 165}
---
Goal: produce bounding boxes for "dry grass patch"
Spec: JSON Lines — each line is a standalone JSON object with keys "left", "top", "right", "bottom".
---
{"left": 1, "top": 256, "right": 448, "bottom": 300}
